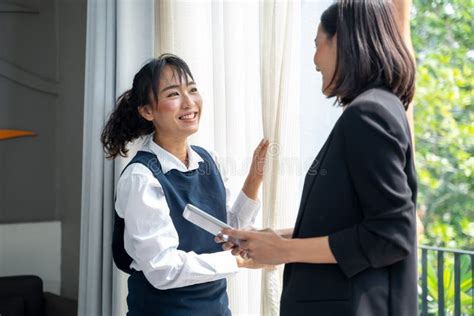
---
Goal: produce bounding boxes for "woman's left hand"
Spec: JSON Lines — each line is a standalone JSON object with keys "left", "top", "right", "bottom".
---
{"left": 221, "top": 228, "right": 291, "bottom": 265}
{"left": 248, "top": 138, "right": 269, "bottom": 181}
{"left": 242, "top": 139, "right": 269, "bottom": 200}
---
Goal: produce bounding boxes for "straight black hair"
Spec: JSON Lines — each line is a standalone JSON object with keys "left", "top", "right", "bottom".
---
{"left": 320, "top": 0, "right": 416, "bottom": 109}
{"left": 101, "top": 54, "right": 194, "bottom": 159}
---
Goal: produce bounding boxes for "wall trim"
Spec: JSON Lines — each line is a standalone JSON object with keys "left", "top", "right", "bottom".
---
{"left": 0, "top": 58, "right": 59, "bottom": 95}
{"left": 0, "top": 1, "right": 39, "bottom": 14}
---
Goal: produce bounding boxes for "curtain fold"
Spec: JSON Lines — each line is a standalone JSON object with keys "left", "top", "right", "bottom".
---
{"left": 79, "top": 1, "right": 154, "bottom": 315}
{"left": 154, "top": 1, "right": 301, "bottom": 315}
{"left": 78, "top": 1, "right": 116, "bottom": 314}
{"left": 260, "top": 1, "right": 301, "bottom": 315}
{"left": 155, "top": 1, "right": 264, "bottom": 314}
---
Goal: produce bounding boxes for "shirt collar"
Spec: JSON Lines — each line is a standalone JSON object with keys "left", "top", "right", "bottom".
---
{"left": 144, "top": 134, "right": 204, "bottom": 174}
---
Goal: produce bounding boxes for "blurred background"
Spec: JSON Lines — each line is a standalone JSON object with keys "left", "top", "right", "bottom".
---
{"left": 0, "top": 0, "right": 472, "bottom": 315}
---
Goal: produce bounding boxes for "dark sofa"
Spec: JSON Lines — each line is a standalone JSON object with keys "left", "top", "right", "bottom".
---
{"left": 0, "top": 275, "right": 77, "bottom": 316}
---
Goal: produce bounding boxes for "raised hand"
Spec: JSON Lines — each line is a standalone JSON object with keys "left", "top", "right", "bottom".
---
{"left": 242, "top": 139, "right": 269, "bottom": 200}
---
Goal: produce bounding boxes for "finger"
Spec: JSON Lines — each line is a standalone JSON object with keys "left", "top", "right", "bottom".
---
{"left": 222, "top": 241, "right": 236, "bottom": 251}
{"left": 253, "top": 139, "right": 267, "bottom": 156}
{"left": 255, "top": 139, "right": 269, "bottom": 157}
{"left": 243, "top": 226, "right": 257, "bottom": 232}
{"left": 214, "top": 234, "right": 225, "bottom": 243}
{"left": 253, "top": 139, "right": 264, "bottom": 155}
{"left": 237, "top": 248, "right": 247, "bottom": 257}
{"left": 255, "top": 143, "right": 269, "bottom": 164}
{"left": 231, "top": 247, "right": 243, "bottom": 256}
{"left": 260, "top": 140, "right": 269, "bottom": 156}
{"left": 221, "top": 228, "right": 253, "bottom": 240}
{"left": 238, "top": 240, "right": 250, "bottom": 249}
{"left": 258, "top": 139, "right": 269, "bottom": 150}
{"left": 259, "top": 141, "right": 269, "bottom": 158}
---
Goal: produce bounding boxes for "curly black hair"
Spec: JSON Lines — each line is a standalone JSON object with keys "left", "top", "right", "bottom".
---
{"left": 101, "top": 54, "right": 195, "bottom": 159}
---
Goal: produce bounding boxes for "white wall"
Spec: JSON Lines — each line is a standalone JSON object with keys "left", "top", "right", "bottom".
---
{"left": 0, "top": 221, "right": 61, "bottom": 294}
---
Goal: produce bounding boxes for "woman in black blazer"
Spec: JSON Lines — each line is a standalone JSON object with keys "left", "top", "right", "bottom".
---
{"left": 220, "top": 1, "right": 418, "bottom": 315}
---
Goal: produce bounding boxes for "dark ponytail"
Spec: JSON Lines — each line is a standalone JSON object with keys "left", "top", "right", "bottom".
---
{"left": 101, "top": 54, "right": 195, "bottom": 159}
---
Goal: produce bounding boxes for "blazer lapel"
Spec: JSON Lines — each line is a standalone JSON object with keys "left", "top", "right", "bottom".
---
{"left": 293, "top": 131, "right": 335, "bottom": 236}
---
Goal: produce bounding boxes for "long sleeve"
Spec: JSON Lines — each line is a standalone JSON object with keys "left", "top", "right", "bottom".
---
{"left": 328, "top": 101, "right": 417, "bottom": 278}
{"left": 115, "top": 164, "right": 239, "bottom": 290}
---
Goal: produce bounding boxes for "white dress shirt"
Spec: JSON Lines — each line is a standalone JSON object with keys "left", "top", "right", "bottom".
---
{"left": 115, "top": 135, "right": 260, "bottom": 290}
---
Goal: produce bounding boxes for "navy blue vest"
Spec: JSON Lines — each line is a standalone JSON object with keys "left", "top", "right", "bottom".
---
{"left": 115, "top": 146, "right": 231, "bottom": 316}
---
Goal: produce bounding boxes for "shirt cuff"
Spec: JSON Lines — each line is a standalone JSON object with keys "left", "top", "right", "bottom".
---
{"left": 200, "top": 251, "right": 239, "bottom": 275}
{"left": 232, "top": 191, "right": 261, "bottom": 227}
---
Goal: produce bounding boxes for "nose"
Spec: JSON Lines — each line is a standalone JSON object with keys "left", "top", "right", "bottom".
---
{"left": 313, "top": 54, "right": 319, "bottom": 72}
{"left": 182, "top": 92, "right": 195, "bottom": 109}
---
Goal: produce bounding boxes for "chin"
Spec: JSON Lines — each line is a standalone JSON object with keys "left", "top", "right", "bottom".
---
{"left": 321, "top": 82, "right": 333, "bottom": 96}
{"left": 185, "top": 126, "right": 199, "bottom": 136}
{"left": 321, "top": 86, "right": 330, "bottom": 96}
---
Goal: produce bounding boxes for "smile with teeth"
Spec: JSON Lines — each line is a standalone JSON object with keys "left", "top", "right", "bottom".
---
{"left": 179, "top": 112, "right": 198, "bottom": 121}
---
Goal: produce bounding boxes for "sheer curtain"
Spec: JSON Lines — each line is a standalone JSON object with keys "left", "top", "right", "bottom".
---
{"left": 260, "top": 1, "right": 301, "bottom": 314}
{"left": 155, "top": 1, "right": 264, "bottom": 314}
{"left": 79, "top": 1, "right": 117, "bottom": 314}
{"left": 78, "top": 1, "right": 154, "bottom": 315}
{"left": 155, "top": 1, "right": 301, "bottom": 315}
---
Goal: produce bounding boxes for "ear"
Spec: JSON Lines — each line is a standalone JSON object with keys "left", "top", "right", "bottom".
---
{"left": 138, "top": 104, "right": 154, "bottom": 122}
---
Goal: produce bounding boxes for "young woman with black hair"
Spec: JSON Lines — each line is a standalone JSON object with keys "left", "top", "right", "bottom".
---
{"left": 220, "top": 1, "right": 418, "bottom": 315}
{"left": 101, "top": 54, "right": 269, "bottom": 316}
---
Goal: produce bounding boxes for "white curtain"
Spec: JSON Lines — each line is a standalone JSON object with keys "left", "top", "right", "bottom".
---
{"left": 260, "top": 1, "right": 301, "bottom": 315}
{"left": 156, "top": 1, "right": 264, "bottom": 314}
{"left": 78, "top": 1, "right": 154, "bottom": 315}
{"left": 155, "top": 1, "right": 301, "bottom": 315}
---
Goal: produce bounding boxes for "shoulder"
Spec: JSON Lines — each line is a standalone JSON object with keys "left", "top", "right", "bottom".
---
{"left": 341, "top": 88, "right": 410, "bottom": 141}
{"left": 349, "top": 88, "right": 406, "bottom": 121}
{"left": 118, "top": 161, "right": 159, "bottom": 189}
{"left": 121, "top": 162, "right": 154, "bottom": 178}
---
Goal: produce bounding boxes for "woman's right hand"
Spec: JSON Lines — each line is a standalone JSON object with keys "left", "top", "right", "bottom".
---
{"left": 216, "top": 231, "right": 275, "bottom": 269}
{"left": 215, "top": 227, "right": 256, "bottom": 257}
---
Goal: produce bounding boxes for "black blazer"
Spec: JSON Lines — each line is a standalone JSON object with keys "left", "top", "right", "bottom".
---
{"left": 280, "top": 88, "right": 418, "bottom": 316}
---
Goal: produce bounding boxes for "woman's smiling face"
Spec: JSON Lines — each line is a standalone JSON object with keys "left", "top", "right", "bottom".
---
{"left": 139, "top": 65, "right": 202, "bottom": 140}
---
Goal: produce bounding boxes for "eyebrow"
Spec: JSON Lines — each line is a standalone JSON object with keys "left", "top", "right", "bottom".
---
{"left": 160, "top": 81, "right": 196, "bottom": 94}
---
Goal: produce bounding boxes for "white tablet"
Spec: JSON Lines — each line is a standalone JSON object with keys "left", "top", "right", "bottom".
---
{"left": 183, "top": 204, "right": 239, "bottom": 245}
